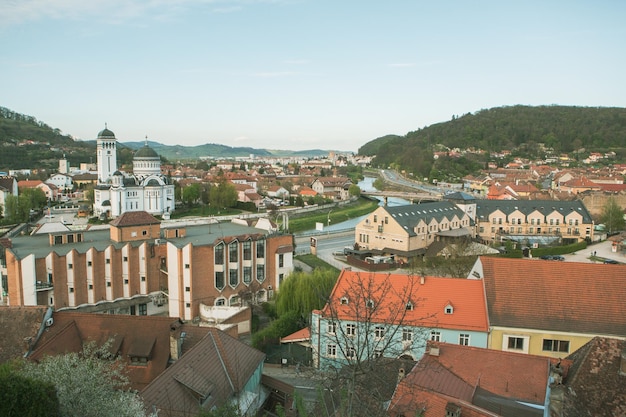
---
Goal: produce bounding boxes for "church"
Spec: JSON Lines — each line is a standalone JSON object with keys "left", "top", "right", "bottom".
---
{"left": 93, "top": 126, "right": 175, "bottom": 219}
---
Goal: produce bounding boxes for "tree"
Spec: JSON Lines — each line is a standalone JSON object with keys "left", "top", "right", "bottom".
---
{"left": 348, "top": 184, "right": 361, "bottom": 197}
{"left": 210, "top": 177, "right": 238, "bottom": 211}
{"left": 182, "top": 183, "right": 201, "bottom": 207}
{"left": 0, "top": 361, "right": 60, "bottom": 417}
{"left": 600, "top": 196, "right": 625, "bottom": 233}
{"left": 20, "top": 341, "right": 154, "bottom": 417}
{"left": 275, "top": 269, "right": 338, "bottom": 320}
{"left": 3, "top": 195, "right": 21, "bottom": 222}
{"left": 311, "top": 271, "right": 432, "bottom": 417}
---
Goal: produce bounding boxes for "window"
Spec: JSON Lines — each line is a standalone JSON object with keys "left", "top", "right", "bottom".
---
{"left": 430, "top": 331, "right": 441, "bottom": 342}
{"left": 215, "top": 298, "right": 226, "bottom": 306}
{"left": 340, "top": 297, "right": 349, "bottom": 305}
{"left": 229, "top": 242, "right": 238, "bottom": 263}
{"left": 67, "top": 234, "right": 74, "bottom": 243}
{"left": 279, "top": 254, "right": 284, "bottom": 268}
{"left": 229, "top": 268, "right": 238, "bottom": 287}
{"left": 459, "top": 334, "right": 470, "bottom": 346}
{"left": 327, "top": 321, "right": 336, "bottom": 334}
{"left": 186, "top": 303, "right": 191, "bottom": 308}
{"left": 123, "top": 256, "right": 128, "bottom": 262}
{"left": 184, "top": 263, "right": 190, "bottom": 269}
{"left": 543, "top": 339, "right": 569, "bottom": 353}
{"left": 69, "top": 287, "right": 74, "bottom": 293}
{"left": 106, "top": 281, "right": 111, "bottom": 287}
{"left": 256, "top": 240, "right": 265, "bottom": 258}
{"left": 256, "top": 265, "right": 265, "bottom": 283}
{"left": 124, "top": 279, "right": 129, "bottom": 284}
{"left": 88, "top": 284, "right": 93, "bottom": 290}
{"left": 243, "top": 241, "right": 252, "bottom": 260}
{"left": 406, "top": 301, "right": 414, "bottom": 311}
{"left": 142, "top": 230, "right": 148, "bottom": 236}
{"left": 346, "top": 346, "right": 356, "bottom": 359}
{"left": 141, "top": 276, "right": 146, "bottom": 282}
{"left": 68, "top": 263, "right": 73, "bottom": 269}
{"left": 445, "top": 305, "right": 453, "bottom": 314}
{"left": 375, "top": 326, "right": 385, "bottom": 339}
{"left": 215, "top": 243, "right": 224, "bottom": 264}
{"left": 327, "top": 344, "right": 337, "bottom": 357}
{"left": 185, "top": 286, "right": 190, "bottom": 292}
{"left": 87, "top": 261, "right": 92, "bottom": 267}
{"left": 402, "top": 328, "right": 413, "bottom": 342}
{"left": 346, "top": 324, "right": 356, "bottom": 337}
{"left": 243, "top": 266, "right": 252, "bottom": 284}
{"left": 215, "top": 271, "right": 225, "bottom": 290}
{"left": 106, "top": 258, "right": 110, "bottom": 264}
{"left": 138, "top": 304, "right": 147, "bottom": 316}
{"left": 366, "top": 299, "right": 375, "bottom": 309}
{"left": 507, "top": 337, "right": 524, "bottom": 350}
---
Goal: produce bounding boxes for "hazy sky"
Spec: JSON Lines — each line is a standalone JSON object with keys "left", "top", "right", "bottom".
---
{"left": 2, "top": 1, "right": 625, "bottom": 152}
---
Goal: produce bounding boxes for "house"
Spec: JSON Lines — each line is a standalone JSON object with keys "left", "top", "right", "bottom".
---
{"left": 71, "top": 173, "right": 98, "bottom": 190}
{"left": 353, "top": 201, "right": 475, "bottom": 262}
{"left": 310, "top": 176, "right": 352, "bottom": 200}
{"left": 1, "top": 210, "right": 294, "bottom": 322}
{"left": 474, "top": 199, "right": 594, "bottom": 246}
{"left": 266, "top": 185, "right": 290, "bottom": 199}
{"left": 47, "top": 173, "right": 74, "bottom": 192}
{"left": 141, "top": 327, "right": 267, "bottom": 417}
{"left": 310, "top": 269, "right": 489, "bottom": 369}
{"left": 18, "top": 179, "right": 58, "bottom": 201}
{"left": 27, "top": 310, "right": 182, "bottom": 391}
{"left": 0, "top": 176, "right": 18, "bottom": 216}
{"left": 559, "top": 176, "right": 602, "bottom": 194}
{"left": 554, "top": 337, "right": 626, "bottom": 416}
{"left": 468, "top": 257, "right": 626, "bottom": 358}
{"left": 388, "top": 342, "right": 563, "bottom": 417}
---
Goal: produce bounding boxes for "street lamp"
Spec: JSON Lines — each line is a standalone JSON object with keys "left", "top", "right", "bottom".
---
{"left": 327, "top": 209, "right": 333, "bottom": 228}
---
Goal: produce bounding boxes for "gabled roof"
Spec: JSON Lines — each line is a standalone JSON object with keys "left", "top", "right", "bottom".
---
{"left": 381, "top": 202, "right": 472, "bottom": 237}
{"left": 281, "top": 327, "right": 310, "bottom": 343}
{"left": 475, "top": 199, "right": 594, "bottom": 223}
{"left": 318, "top": 270, "right": 489, "bottom": 332}
{"left": 28, "top": 312, "right": 181, "bottom": 391}
{"left": 477, "top": 257, "right": 626, "bottom": 335}
{"left": 141, "top": 328, "right": 265, "bottom": 417}
{"left": 109, "top": 210, "right": 161, "bottom": 227}
{"left": 0, "top": 306, "right": 49, "bottom": 363}
{"left": 18, "top": 179, "right": 43, "bottom": 188}
{"left": 389, "top": 342, "right": 554, "bottom": 417}
{"left": 560, "top": 337, "right": 626, "bottom": 415}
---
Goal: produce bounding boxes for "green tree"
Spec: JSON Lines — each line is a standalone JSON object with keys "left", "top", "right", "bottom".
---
{"left": 600, "top": 197, "right": 625, "bottom": 233}
{"left": 0, "top": 361, "right": 60, "bottom": 417}
{"left": 372, "top": 178, "right": 385, "bottom": 191}
{"left": 275, "top": 269, "right": 338, "bottom": 320}
{"left": 3, "top": 195, "right": 21, "bottom": 222}
{"left": 20, "top": 187, "right": 48, "bottom": 210}
{"left": 348, "top": 184, "right": 361, "bottom": 197}
{"left": 182, "top": 183, "right": 201, "bottom": 207}
{"left": 210, "top": 178, "right": 238, "bottom": 211}
{"left": 20, "top": 341, "right": 154, "bottom": 417}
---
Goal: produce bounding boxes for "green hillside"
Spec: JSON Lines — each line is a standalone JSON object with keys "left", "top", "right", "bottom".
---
{"left": 359, "top": 105, "right": 626, "bottom": 181}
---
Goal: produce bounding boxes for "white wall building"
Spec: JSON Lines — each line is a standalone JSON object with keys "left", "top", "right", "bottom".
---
{"left": 93, "top": 127, "right": 175, "bottom": 219}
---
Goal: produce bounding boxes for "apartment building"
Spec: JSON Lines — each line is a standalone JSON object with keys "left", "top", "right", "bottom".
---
{"left": 0, "top": 211, "right": 294, "bottom": 322}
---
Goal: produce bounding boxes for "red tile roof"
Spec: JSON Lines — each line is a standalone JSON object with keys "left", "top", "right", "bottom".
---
{"left": 478, "top": 257, "right": 626, "bottom": 335}
{"left": 319, "top": 270, "right": 489, "bottom": 332}
{"left": 281, "top": 327, "right": 310, "bottom": 343}
{"left": 109, "top": 211, "right": 161, "bottom": 227}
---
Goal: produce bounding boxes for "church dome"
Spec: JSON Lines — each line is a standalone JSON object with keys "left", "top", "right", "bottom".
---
{"left": 97, "top": 127, "right": 116, "bottom": 139}
{"left": 134, "top": 145, "right": 159, "bottom": 159}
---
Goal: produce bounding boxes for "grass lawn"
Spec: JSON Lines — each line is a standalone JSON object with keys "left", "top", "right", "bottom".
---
{"left": 287, "top": 197, "right": 379, "bottom": 233}
{"left": 295, "top": 254, "right": 340, "bottom": 273}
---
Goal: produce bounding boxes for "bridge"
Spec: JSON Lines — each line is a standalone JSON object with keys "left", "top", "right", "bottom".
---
{"left": 361, "top": 190, "right": 442, "bottom": 202}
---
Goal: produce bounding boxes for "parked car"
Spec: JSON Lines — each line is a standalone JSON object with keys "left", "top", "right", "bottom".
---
{"left": 540, "top": 255, "right": 554, "bottom": 260}
{"left": 603, "top": 259, "right": 619, "bottom": 264}
{"left": 553, "top": 255, "right": 565, "bottom": 261}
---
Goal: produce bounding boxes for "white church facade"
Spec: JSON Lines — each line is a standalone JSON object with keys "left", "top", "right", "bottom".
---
{"left": 93, "top": 126, "right": 175, "bottom": 219}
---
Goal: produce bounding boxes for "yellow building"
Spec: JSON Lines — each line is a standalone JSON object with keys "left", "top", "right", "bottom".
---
{"left": 468, "top": 257, "right": 626, "bottom": 358}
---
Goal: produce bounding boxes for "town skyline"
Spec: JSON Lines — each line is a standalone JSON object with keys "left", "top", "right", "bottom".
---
{"left": 3, "top": 0, "right": 626, "bottom": 151}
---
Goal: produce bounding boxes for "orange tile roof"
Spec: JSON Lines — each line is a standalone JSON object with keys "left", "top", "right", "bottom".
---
{"left": 478, "top": 257, "right": 626, "bottom": 335}
{"left": 281, "top": 327, "right": 310, "bottom": 343}
{"left": 389, "top": 343, "right": 554, "bottom": 417}
{"left": 319, "top": 270, "right": 489, "bottom": 332}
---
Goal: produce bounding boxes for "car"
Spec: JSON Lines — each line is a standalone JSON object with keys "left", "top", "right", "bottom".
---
{"left": 603, "top": 259, "right": 619, "bottom": 264}
{"left": 552, "top": 255, "right": 565, "bottom": 261}
{"left": 540, "top": 255, "right": 554, "bottom": 260}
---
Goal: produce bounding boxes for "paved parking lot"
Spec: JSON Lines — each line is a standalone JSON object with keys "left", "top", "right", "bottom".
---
{"left": 561, "top": 239, "right": 624, "bottom": 264}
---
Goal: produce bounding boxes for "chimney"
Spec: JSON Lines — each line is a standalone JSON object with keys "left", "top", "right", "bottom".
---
{"left": 420, "top": 276, "right": 425, "bottom": 285}
{"left": 429, "top": 346, "right": 440, "bottom": 356}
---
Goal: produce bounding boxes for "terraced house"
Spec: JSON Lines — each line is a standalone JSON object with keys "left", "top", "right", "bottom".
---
{"left": 474, "top": 199, "right": 594, "bottom": 246}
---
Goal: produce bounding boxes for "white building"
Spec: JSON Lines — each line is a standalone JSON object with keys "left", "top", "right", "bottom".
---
{"left": 93, "top": 127, "right": 175, "bottom": 219}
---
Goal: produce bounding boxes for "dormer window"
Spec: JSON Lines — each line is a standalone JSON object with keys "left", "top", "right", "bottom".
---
{"left": 366, "top": 299, "right": 375, "bottom": 309}
{"left": 445, "top": 304, "right": 454, "bottom": 314}
{"left": 406, "top": 301, "right": 414, "bottom": 311}
{"left": 340, "top": 297, "right": 349, "bottom": 305}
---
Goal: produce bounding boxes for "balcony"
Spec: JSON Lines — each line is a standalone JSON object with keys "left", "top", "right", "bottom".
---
{"left": 36, "top": 281, "right": 53, "bottom": 291}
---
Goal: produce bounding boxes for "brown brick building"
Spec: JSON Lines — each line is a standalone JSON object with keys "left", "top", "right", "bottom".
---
{"left": 0, "top": 211, "right": 294, "bottom": 322}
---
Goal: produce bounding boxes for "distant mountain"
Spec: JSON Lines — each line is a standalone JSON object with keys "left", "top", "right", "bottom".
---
{"left": 0, "top": 106, "right": 334, "bottom": 171}
{"left": 359, "top": 105, "right": 626, "bottom": 179}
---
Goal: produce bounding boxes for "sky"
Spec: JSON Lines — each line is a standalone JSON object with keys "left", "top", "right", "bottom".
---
{"left": 2, "top": 1, "right": 626, "bottom": 152}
